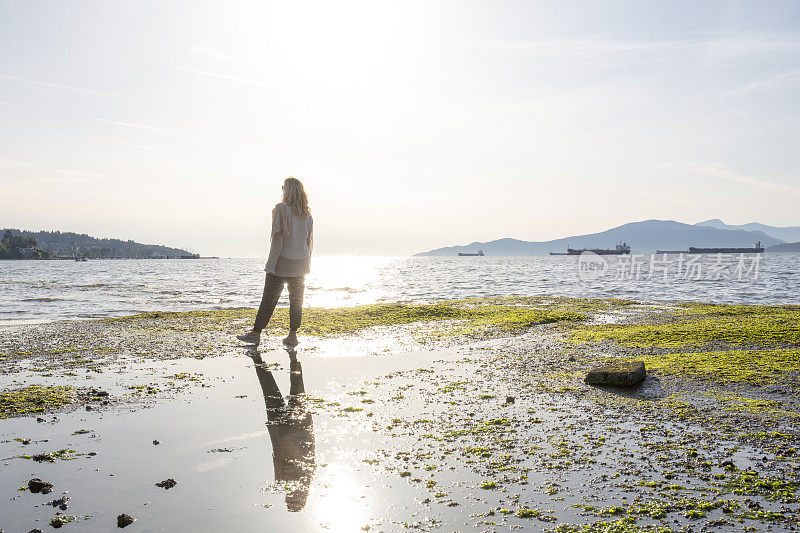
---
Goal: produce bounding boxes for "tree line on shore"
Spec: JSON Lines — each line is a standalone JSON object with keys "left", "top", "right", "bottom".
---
{"left": 0, "top": 230, "right": 51, "bottom": 259}
{"left": 0, "top": 229, "right": 193, "bottom": 259}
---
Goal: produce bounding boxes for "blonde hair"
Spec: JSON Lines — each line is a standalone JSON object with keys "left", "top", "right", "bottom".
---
{"left": 282, "top": 177, "right": 310, "bottom": 218}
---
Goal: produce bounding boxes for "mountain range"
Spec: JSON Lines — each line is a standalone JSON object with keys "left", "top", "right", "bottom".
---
{"left": 694, "top": 219, "right": 800, "bottom": 244}
{"left": 415, "top": 219, "right": 799, "bottom": 256}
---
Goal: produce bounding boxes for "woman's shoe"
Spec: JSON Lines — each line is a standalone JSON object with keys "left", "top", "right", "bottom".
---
{"left": 282, "top": 332, "right": 299, "bottom": 347}
{"left": 236, "top": 331, "right": 261, "bottom": 345}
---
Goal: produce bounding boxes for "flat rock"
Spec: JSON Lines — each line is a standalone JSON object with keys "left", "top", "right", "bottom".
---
{"left": 584, "top": 361, "right": 646, "bottom": 387}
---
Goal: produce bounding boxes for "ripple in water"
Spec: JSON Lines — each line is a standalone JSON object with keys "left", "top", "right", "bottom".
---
{"left": 0, "top": 254, "right": 799, "bottom": 324}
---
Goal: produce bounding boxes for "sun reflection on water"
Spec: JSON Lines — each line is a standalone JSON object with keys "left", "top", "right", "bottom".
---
{"left": 310, "top": 463, "right": 369, "bottom": 532}
{"left": 304, "top": 256, "right": 401, "bottom": 308}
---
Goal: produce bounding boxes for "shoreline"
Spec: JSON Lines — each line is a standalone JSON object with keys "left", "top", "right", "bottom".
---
{"left": 1, "top": 296, "right": 799, "bottom": 531}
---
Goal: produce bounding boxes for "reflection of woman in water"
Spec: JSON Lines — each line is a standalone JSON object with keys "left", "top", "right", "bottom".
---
{"left": 251, "top": 350, "right": 315, "bottom": 512}
{"left": 238, "top": 177, "right": 313, "bottom": 347}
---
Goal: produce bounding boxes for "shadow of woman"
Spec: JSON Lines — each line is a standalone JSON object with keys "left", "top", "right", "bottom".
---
{"left": 250, "top": 348, "right": 316, "bottom": 512}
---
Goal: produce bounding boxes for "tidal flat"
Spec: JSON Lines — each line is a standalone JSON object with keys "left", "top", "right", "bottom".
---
{"left": 0, "top": 297, "right": 799, "bottom": 532}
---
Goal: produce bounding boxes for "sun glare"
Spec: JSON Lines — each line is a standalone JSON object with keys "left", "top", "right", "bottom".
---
{"left": 310, "top": 464, "right": 368, "bottom": 532}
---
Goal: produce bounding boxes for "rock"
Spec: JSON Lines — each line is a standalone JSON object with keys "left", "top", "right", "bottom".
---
{"left": 48, "top": 495, "right": 69, "bottom": 510}
{"left": 28, "top": 529, "right": 44, "bottom": 533}
{"left": 568, "top": 355, "right": 576, "bottom": 362}
{"left": 584, "top": 361, "right": 646, "bottom": 387}
{"left": 27, "top": 478, "right": 53, "bottom": 494}
{"left": 117, "top": 513, "right": 135, "bottom": 528}
{"left": 505, "top": 396, "right": 515, "bottom": 404}
{"left": 155, "top": 478, "right": 177, "bottom": 489}
{"left": 721, "top": 459, "right": 735, "bottom": 468}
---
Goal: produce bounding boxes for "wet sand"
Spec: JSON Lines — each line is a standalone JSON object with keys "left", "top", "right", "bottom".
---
{"left": 1, "top": 298, "right": 799, "bottom": 532}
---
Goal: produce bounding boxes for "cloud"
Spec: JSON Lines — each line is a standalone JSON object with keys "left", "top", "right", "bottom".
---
{"left": 0, "top": 74, "right": 115, "bottom": 97}
{"left": 49, "top": 169, "right": 107, "bottom": 183}
{"left": 0, "top": 157, "right": 107, "bottom": 183}
{"left": 724, "top": 69, "right": 800, "bottom": 96}
{"left": 187, "top": 44, "right": 238, "bottom": 63}
{"left": 97, "top": 138, "right": 170, "bottom": 152}
{"left": 171, "top": 65, "right": 307, "bottom": 94}
{"left": 0, "top": 100, "right": 18, "bottom": 107}
{"left": 0, "top": 157, "right": 35, "bottom": 169}
{"left": 98, "top": 119, "right": 178, "bottom": 135}
{"left": 684, "top": 163, "right": 800, "bottom": 195}
{"left": 441, "top": 33, "right": 800, "bottom": 70}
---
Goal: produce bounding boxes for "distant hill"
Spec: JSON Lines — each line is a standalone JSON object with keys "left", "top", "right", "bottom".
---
{"left": 766, "top": 241, "right": 800, "bottom": 253}
{"left": 695, "top": 219, "right": 800, "bottom": 243}
{"left": 1, "top": 229, "right": 193, "bottom": 259}
{"left": 415, "top": 219, "right": 784, "bottom": 256}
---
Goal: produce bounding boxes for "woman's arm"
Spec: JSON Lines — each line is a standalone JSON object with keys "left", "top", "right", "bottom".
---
{"left": 264, "top": 204, "right": 286, "bottom": 273}
{"left": 307, "top": 217, "right": 314, "bottom": 256}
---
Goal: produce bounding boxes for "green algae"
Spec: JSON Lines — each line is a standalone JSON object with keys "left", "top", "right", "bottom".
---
{"left": 106, "top": 300, "right": 587, "bottom": 338}
{"left": 553, "top": 518, "right": 671, "bottom": 533}
{"left": 569, "top": 304, "right": 800, "bottom": 349}
{"left": 725, "top": 471, "right": 798, "bottom": 503}
{"left": 641, "top": 349, "right": 800, "bottom": 386}
{"left": 0, "top": 385, "right": 74, "bottom": 419}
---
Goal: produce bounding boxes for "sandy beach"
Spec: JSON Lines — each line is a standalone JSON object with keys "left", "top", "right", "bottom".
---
{"left": 1, "top": 297, "right": 799, "bottom": 531}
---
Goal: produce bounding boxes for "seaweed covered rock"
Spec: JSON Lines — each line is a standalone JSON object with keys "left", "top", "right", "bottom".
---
{"left": 27, "top": 478, "right": 53, "bottom": 494}
{"left": 584, "top": 361, "right": 646, "bottom": 387}
{"left": 117, "top": 513, "right": 135, "bottom": 528}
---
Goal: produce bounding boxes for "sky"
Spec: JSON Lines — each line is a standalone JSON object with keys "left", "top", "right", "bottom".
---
{"left": 1, "top": 0, "right": 799, "bottom": 256}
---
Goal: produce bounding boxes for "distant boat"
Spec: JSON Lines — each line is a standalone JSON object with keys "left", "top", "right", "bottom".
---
{"left": 458, "top": 250, "right": 485, "bottom": 257}
{"left": 688, "top": 241, "right": 764, "bottom": 254}
{"left": 550, "top": 242, "right": 631, "bottom": 256}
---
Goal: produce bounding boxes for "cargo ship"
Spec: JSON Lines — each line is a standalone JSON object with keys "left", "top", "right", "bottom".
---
{"left": 458, "top": 250, "right": 484, "bottom": 256}
{"left": 550, "top": 242, "right": 631, "bottom": 256}
{"left": 688, "top": 241, "right": 764, "bottom": 254}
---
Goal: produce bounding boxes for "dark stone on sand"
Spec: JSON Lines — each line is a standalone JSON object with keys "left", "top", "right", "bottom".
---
{"left": 584, "top": 361, "right": 646, "bottom": 387}
{"left": 155, "top": 478, "right": 177, "bottom": 489}
{"left": 117, "top": 513, "right": 135, "bottom": 528}
{"left": 28, "top": 529, "right": 44, "bottom": 533}
{"left": 721, "top": 459, "right": 735, "bottom": 468}
{"left": 27, "top": 478, "right": 53, "bottom": 494}
{"left": 505, "top": 396, "right": 515, "bottom": 404}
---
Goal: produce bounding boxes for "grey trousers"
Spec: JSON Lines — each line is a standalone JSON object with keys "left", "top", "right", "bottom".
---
{"left": 253, "top": 273, "right": 305, "bottom": 332}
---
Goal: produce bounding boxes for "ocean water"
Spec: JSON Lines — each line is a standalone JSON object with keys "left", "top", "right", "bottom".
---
{"left": 0, "top": 253, "right": 798, "bottom": 324}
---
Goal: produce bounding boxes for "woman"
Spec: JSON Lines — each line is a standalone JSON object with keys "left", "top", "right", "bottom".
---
{"left": 237, "top": 177, "right": 313, "bottom": 347}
